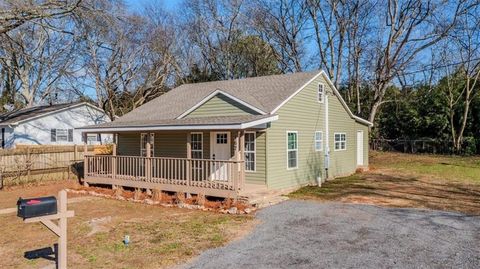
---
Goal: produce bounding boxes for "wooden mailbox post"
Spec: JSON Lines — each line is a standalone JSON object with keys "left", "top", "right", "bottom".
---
{"left": 22, "top": 190, "right": 74, "bottom": 269}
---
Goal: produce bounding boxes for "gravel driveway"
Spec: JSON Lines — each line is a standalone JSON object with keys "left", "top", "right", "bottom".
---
{"left": 183, "top": 200, "right": 480, "bottom": 269}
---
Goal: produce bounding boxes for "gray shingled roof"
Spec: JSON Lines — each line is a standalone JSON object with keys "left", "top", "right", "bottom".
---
{"left": 0, "top": 102, "right": 85, "bottom": 125}
{"left": 81, "top": 114, "right": 274, "bottom": 129}
{"left": 114, "top": 71, "right": 319, "bottom": 124}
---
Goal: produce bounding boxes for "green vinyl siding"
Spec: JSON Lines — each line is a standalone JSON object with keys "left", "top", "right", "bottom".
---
{"left": 118, "top": 132, "right": 187, "bottom": 157}
{"left": 185, "top": 93, "right": 261, "bottom": 118}
{"left": 117, "top": 133, "right": 140, "bottom": 156}
{"left": 327, "top": 94, "right": 357, "bottom": 177}
{"left": 245, "top": 131, "right": 266, "bottom": 185}
{"left": 265, "top": 74, "right": 369, "bottom": 190}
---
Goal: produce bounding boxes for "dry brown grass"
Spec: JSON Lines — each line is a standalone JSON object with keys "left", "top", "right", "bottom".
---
{"left": 290, "top": 151, "right": 480, "bottom": 215}
{"left": 0, "top": 182, "right": 255, "bottom": 269}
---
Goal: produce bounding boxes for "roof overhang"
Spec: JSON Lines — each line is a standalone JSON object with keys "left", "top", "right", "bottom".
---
{"left": 77, "top": 115, "right": 279, "bottom": 133}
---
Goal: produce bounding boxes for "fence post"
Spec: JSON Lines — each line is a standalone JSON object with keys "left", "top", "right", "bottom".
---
{"left": 26, "top": 147, "right": 31, "bottom": 182}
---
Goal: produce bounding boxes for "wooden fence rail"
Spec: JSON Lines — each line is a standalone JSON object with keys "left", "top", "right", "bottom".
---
{"left": 0, "top": 145, "right": 110, "bottom": 187}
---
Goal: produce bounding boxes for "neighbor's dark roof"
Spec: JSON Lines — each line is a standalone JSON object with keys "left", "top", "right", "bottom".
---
{"left": 0, "top": 102, "right": 93, "bottom": 125}
{"left": 113, "top": 71, "right": 320, "bottom": 124}
{"left": 80, "top": 114, "right": 274, "bottom": 130}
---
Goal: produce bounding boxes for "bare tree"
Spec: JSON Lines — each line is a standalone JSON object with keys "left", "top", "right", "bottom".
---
{"left": 252, "top": 0, "right": 308, "bottom": 72}
{"left": 437, "top": 5, "right": 480, "bottom": 152}
{"left": 0, "top": 0, "right": 82, "bottom": 35}
{"left": 0, "top": 21, "right": 78, "bottom": 107}
{"left": 366, "top": 0, "right": 473, "bottom": 125}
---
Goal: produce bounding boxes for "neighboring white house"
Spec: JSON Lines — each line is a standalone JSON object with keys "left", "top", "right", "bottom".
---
{"left": 0, "top": 102, "right": 111, "bottom": 149}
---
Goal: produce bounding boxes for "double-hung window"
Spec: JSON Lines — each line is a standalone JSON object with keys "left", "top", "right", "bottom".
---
{"left": 314, "top": 131, "right": 323, "bottom": 151}
{"left": 190, "top": 133, "right": 203, "bottom": 179}
{"left": 334, "top": 133, "right": 347, "bottom": 151}
{"left": 51, "top": 128, "right": 73, "bottom": 142}
{"left": 318, "top": 83, "right": 325, "bottom": 103}
{"left": 140, "top": 133, "right": 155, "bottom": 157}
{"left": 245, "top": 132, "right": 256, "bottom": 172}
{"left": 287, "top": 131, "right": 298, "bottom": 169}
{"left": 190, "top": 133, "right": 203, "bottom": 159}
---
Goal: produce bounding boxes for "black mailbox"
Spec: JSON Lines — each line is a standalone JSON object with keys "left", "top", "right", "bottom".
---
{"left": 17, "top": 196, "right": 57, "bottom": 219}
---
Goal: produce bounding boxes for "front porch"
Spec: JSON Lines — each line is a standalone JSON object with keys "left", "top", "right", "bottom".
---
{"left": 82, "top": 129, "right": 264, "bottom": 199}
{"left": 84, "top": 154, "right": 245, "bottom": 198}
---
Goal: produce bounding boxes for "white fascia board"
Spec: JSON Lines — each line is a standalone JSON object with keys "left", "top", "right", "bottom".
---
{"left": 240, "top": 115, "right": 278, "bottom": 129}
{"left": 77, "top": 115, "right": 279, "bottom": 133}
{"left": 177, "top": 89, "right": 267, "bottom": 119}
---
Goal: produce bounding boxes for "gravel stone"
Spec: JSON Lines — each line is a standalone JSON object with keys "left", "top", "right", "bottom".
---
{"left": 182, "top": 200, "right": 480, "bottom": 269}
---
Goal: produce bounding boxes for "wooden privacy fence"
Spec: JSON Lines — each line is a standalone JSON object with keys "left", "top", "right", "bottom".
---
{"left": 84, "top": 155, "right": 245, "bottom": 197}
{"left": 0, "top": 145, "right": 111, "bottom": 187}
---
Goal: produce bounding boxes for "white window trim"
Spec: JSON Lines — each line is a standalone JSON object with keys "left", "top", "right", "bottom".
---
{"left": 318, "top": 83, "right": 325, "bottom": 103}
{"left": 314, "top": 131, "right": 323, "bottom": 151}
{"left": 245, "top": 131, "right": 256, "bottom": 172}
{"left": 191, "top": 132, "right": 203, "bottom": 159}
{"left": 140, "top": 133, "right": 155, "bottom": 157}
{"left": 286, "top": 131, "right": 298, "bottom": 170}
{"left": 334, "top": 132, "right": 347, "bottom": 151}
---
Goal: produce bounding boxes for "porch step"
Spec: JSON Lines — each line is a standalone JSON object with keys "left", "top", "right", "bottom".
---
{"left": 240, "top": 184, "right": 291, "bottom": 208}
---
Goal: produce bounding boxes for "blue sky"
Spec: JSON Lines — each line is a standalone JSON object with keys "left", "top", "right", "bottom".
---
{"left": 124, "top": 0, "right": 182, "bottom": 13}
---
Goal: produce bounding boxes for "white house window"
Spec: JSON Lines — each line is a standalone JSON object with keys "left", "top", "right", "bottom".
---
{"left": 191, "top": 133, "right": 203, "bottom": 159}
{"left": 245, "top": 132, "right": 256, "bottom": 172}
{"left": 318, "top": 83, "right": 325, "bottom": 103}
{"left": 287, "top": 131, "right": 298, "bottom": 169}
{"left": 141, "top": 133, "right": 155, "bottom": 157}
{"left": 216, "top": 133, "right": 228, "bottom": 144}
{"left": 334, "top": 133, "right": 347, "bottom": 151}
{"left": 51, "top": 129, "right": 73, "bottom": 142}
{"left": 87, "top": 134, "right": 101, "bottom": 144}
{"left": 314, "top": 131, "right": 323, "bottom": 151}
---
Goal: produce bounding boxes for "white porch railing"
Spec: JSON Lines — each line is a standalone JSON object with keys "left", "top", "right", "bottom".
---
{"left": 84, "top": 155, "right": 245, "bottom": 193}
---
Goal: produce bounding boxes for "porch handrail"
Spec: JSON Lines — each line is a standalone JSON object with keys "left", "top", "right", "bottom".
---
{"left": 84, "top": 155, "right": 245, "bottom": 192}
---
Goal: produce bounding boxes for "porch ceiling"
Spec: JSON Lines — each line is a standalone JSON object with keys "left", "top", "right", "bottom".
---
{"left": 77, "top": 114, "right": 278, "bottom": 133}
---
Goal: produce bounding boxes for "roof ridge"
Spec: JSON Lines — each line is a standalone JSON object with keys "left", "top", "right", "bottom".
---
{"left": 177, "top": 70, "right": 320, "bottom": 88}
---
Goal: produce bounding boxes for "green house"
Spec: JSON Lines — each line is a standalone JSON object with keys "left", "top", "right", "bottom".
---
{"left": 79, "top": 70, "right": 371, "bottom": 199}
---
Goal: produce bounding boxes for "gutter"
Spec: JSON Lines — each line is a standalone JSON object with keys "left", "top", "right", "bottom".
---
{"left": 76, "top": 115, "right": 279, "bottom": 133}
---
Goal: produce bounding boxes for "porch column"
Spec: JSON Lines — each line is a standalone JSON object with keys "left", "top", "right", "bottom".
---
{"left": 186, "top": 132, "right": 192, "bottom": 186}
{"left": 111, "top": 133, "right": 117, "bottom": 180}
{"left": 239, "top": 130, "right": 245, "bottom": 191}
{"left": 82, "top": 132, "right": 89, "bottom": 187}
{"left": 145, "top": 140, "right": 152, "bottom": 181}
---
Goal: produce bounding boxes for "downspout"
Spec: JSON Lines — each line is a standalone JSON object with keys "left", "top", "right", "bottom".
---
{"left": 324, "top": 93, "right": 330, "bottom": 183}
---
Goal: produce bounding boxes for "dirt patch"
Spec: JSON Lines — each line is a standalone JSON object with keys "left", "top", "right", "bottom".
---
{"left": 0, "top": 180, "right": 81, "bottom": 209}
{"left": 0, "top": 194, "right": 255, "bottom": 269}
{"left": 290, "top": 152, "right": 480, "bottom": 215}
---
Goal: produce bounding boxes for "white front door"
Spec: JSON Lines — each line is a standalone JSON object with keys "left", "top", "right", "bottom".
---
{"left": 357, "top": 130, "right": 364, "bottom": 166}
{"left": 210, "top": 132, "right": 231, "bottom": 181}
